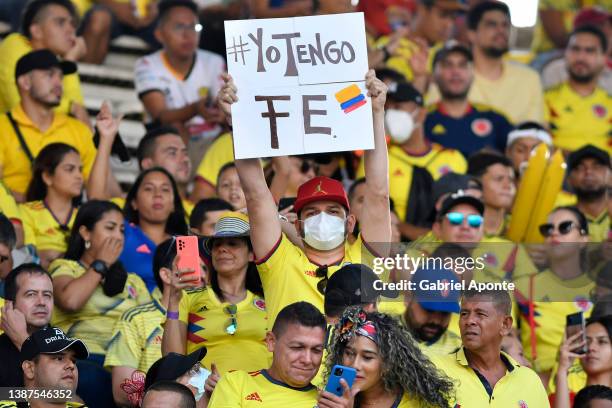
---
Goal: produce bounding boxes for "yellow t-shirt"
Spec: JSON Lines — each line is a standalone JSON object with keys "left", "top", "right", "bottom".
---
{"left": 195, "top": 132, "right": 234, "bottom": 188}
{"left": 20, "top": 201, "right": 76, "bottom": 252}
{"left": 0, "top": 33, "right": 84, "bottom": 115}
{"left": 433, "top": 348, "right": 550, "bottom": 407}
{"left": 256, "top": 234, "right": 374, "bottom": 324}
{"left": 49, "top": 259, "right": 151, "bottom": 355}
{"left": 0, "top": 105, "right": 96, "bottom": 195}
{"left": 103, "top": 299, "right": 166, "bottom": 373}
{"left": 445, "top": 61, "right": 543, "bottom": 124}
{"left": 545, "top": 82, "right": 611, "bottom": 153}
{"left": 0, "top": 181, "right": 21, "bottom": 223}
{"left": 515, "top": 269, "right": 594, "bottom": 373}
{"left": 177, "top": 287, "right": 271, "bottom": 374}
{"left": 548, "top": 359, "right": 587, "bottom": 395}
{"left": 357, "top": 144, "right": 466, "bottom": 222}
{"left": 374, "top": 37, "right": 438, "bottom": 82}
{"left": 208, "top": 369, "right": 318, "bottom": 408}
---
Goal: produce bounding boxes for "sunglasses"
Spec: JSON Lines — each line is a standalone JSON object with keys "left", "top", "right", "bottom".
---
{"left": 538, "top": 220, "right": 582, "bottom": 237}
{"left": 446, "top": 212, "right": 483, "bottom": 228}
{"left": 300, "top": 160, "right": 318, "bottom": 175}
{"left": 224, "top": 304, "right": 238, "bottom": 335}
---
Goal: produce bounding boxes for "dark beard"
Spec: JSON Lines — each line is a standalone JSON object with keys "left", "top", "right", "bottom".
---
{"left": 482, "top": 46, "right": 508, "bottom": 58}
{"left": 568, "top": 70, "right": 596, "bottom": 84}
{"left": 414, "top": 323, "right": 445, "bottom": 343}
{"left": 574, "top": 186, "right": 606, "bottom": 202}
{"left": 439, "top": 88, "right": 469, "bottom": 101}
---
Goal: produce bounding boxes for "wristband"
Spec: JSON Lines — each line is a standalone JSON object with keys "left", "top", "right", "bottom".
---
{"left": 166, "top": 311, "right": 179, "bottom": 320}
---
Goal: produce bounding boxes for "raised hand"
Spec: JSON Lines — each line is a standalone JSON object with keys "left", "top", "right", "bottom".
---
{"left": 365, "top": 70, "right": 387, "bottom": 114}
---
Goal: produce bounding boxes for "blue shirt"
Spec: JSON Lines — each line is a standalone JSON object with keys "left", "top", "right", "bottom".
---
{"left": 425, "top": 103, "right": 514, "bottom": 158}
{"left": 119, "top": 221, "right": 157, "bottom": 293}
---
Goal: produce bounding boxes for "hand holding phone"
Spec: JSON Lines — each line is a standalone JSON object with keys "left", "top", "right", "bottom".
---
{"left": 176, "top": 236, "right": 202, "bottom": 284}
{"left": 566, "top": 312, "right": 587, "bottom": 355}
{"left": 324, "top": 365, "right": 356, "bottom": 397}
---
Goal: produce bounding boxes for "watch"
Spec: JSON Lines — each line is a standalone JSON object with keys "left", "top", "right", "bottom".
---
{"left": 90, "top": 260, "right": 108, "bottom": 277}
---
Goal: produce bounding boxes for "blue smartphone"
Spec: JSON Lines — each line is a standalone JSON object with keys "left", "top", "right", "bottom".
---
{"left": 325, "top": 365, "right": 356, "bottom": 397}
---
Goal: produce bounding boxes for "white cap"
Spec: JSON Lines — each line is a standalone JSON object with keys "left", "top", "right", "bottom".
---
{"left": 507, "top": 128, "right": 552, "bottom": 147}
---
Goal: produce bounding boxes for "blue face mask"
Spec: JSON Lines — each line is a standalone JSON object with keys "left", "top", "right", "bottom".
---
{"left": 188, "top": 367, "right": 211, "bottom": 401}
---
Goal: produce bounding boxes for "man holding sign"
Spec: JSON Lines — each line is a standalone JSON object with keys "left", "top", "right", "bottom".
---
{"left": 218, "top": 67, "right": 390, "bottom": 325}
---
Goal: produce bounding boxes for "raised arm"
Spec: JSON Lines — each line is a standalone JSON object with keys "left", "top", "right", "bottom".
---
{"left": 217, "top": 74, "right": 282, "bottom": 259}
{"left": 360, "top": 70, "right": 391, "bottom": 244}
{"left": 87, "top": 102, "right": 121, "bottom": 200}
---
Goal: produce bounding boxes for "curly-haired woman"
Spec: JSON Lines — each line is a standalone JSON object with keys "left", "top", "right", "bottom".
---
{"left": 322, "top": 307, "right": 455, "bottom": 408}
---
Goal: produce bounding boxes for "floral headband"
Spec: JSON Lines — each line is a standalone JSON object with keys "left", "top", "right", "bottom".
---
{"left": 336, "top": 307, "right": 378, "bottom": 345}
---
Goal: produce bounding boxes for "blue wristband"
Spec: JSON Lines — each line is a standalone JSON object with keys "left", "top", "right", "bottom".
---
{"left": 167, "top": 311, "right": 179, "bottom": 320}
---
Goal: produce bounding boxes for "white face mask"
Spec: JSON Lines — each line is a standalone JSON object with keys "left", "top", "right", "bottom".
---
{"left": 188, "top": 367, "right": 211, "bottom": 401}
{"left": 303, "top": 212, "right": 346, "bottom": 251}
{"left": 385, "top": 108, "right": 419, "bottom": 144}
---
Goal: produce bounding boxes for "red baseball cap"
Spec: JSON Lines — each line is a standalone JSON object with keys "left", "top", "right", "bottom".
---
{"left": 293, "top": 176, "right": 350, "bottom": 214}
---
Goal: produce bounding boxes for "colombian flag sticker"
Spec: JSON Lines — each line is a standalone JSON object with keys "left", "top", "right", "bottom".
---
{"left": 335, "top": 84, "right": 366, "bottom": 114}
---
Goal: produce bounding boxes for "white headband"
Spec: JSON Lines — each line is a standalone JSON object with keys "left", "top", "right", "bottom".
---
{"left": 507, "top": 129, "right": 552, "bottom": 147}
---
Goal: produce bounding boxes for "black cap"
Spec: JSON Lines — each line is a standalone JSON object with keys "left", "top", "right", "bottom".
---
{"left": 432, "top": 173, "right": 475, "bottom": 203}
{"left": 325, "top": 264, "right": 398, "bottom": 309}
{"left": 21, "top": 327, "right": 89, "bottom": 362}
{"left": 438, "top": 190, "right": 484, "bottom": 217}
{"left": 145, "top": 348, "right": 207, "bottom": 391}
{"left": 433, "top": 41, "right": 473, "bottom": 67}
{"left": 387, "top": 81, "right": 424, "bottom": 106}
{"left": 567, "top": 144, "right": 611, "bottom": 171}
{"left": 15, "top": 50, "right": 77, "bottom": 80}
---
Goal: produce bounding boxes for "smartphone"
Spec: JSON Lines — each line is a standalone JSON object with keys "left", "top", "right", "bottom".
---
{"left": 324, "top": 365, "right": 356, "bottom": 397}
{"left": 566, "top": 311, "right": 587, "bottom": 354}
{"left": 278, "top": 197, "right": 296, "bottom": 212}
{"left": 176, "top": 236, "right": 202, "bottom": 283}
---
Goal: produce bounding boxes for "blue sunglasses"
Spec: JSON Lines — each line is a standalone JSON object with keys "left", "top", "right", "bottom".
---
{"left": 446, "top": 212, "right": 483, "bottom": 228}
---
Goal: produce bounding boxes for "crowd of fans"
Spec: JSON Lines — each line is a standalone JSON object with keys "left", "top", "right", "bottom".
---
{"left": 0, "top": 0, "right": 610, "bottom": 407}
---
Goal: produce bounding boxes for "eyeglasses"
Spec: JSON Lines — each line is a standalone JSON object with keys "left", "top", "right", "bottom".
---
{"left": 316, "top": 265, "right": 329, "bottom": 295}
{"left": 538, "top": 220, "right": 583, "bottom": 237}
{"left": 224, "top": 304, "right": 237, "bottom": 335}
{"left": 446, "top": 212, "right": 483, "bottom": 228}
{"left": 171, "top": 23, "right": 203, "bottom": 34}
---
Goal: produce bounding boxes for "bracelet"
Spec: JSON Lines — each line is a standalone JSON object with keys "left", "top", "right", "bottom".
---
{"left": 166, "top": 311, "right": 179, "bottom": 320}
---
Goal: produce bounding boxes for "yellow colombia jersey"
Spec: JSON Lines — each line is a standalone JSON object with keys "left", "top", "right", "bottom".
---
{"left": 104, "top": 299, "right": 166, "bottom": 373}
{"left": 0, "top": 181, "right": 21, "bottom": 223}
{"left": 515, "top": 269, "right": 594, "bottom": 373}
{"left": 357, "top": 144, "right": 466, "bottom": 222}
{"left": 545, "top": 82, "right": 611, "bottom": 153}
{"left": 256, "top": 233, "right": 374, "bottom": 324}
{"left": 207, "top": 369, "right": 318, "bottom": 408}
{"left": 20, "top": 201, "right": 76, "bottom": 252}
{"left": 373, "top": 37, "right": 438, "bottom": 82}
{"left": 177, "top": 287, "right": 271, "bottom": 374}
{"left": 195, "top": 132, "right": 234, "bottom": 188}
{"left": 0, "top": 105, "right": 96, "bottom": 195}
{"left": 49, "top": 259, "right": 151, "bottom": 355}
{"left": 433, "top": 348, "right": 550, "bottom": 408}
{"left": 585, "top": 210, "right": 609, "bottom": 243}
{"left": 548, "top": 359, "right": 587, "bottom": 396}
{"left": 0, "top": 33, "right": 84, "bottom": 115}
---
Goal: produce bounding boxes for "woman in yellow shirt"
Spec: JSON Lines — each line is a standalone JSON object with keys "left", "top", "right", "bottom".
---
{"left": 20, "top": 143, "right": 83, "bottom": 269}
{"left": 163, "top": 212, "right": 271, "bottom": 376}
{"left": 49, "top": 200, "right": 151, "bottom": 408}
{"left": 323, "top": 308, "right": 455, "bottom": 407}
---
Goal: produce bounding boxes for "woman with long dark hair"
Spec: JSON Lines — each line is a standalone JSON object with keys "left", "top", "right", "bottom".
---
{"left": 515, "top": 206, "right": 594, "bottom": 383}
{"left": 322, "top": 307, "right": 454, "bottom": 407}
{"left": 162, "top": 212, "right": 270, "bottom": 377}
{"left": 119, "top": 166, "right": 188, "bottom": 293}
{"left": 49, "top": 200, "right": 151, "bottom": 408}
{"left": 20, "top": 143, "right": 82, "bottom": 269}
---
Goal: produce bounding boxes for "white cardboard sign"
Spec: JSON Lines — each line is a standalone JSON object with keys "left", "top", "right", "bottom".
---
{"left": 224, "top": 13, "right": 374, "bottom": 159}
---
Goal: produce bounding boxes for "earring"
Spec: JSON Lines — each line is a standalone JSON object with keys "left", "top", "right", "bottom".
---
{"left": 85, "top": 241, "right": 91, "bottom": 249}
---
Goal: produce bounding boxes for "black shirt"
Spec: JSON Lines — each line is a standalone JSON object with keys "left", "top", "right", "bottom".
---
{"left": 0, "top": 333, "right": 24, "bottom": 387}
